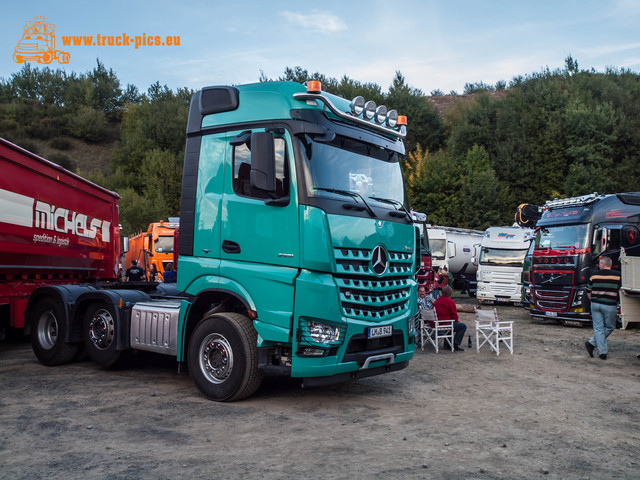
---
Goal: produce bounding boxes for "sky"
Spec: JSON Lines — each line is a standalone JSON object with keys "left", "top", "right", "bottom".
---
{"left": 2, "top": 0, "right": 640, "bottom": 96}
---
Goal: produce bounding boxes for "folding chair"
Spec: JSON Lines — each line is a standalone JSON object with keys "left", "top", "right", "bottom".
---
{"left": 419, "top": 308, "right": 454, "bottom": 353}
{"left": 474, "top": 307, "right": 514, "bottom": 355}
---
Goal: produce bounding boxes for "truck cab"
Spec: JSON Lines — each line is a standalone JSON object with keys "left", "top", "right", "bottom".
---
{"left": 27, "top": 81, "right": 418, "bottom": 401}
{"left": 530, "top": 193, "right": 640, "bottom": 325}
{"left": 476, "top": 226, "right": 533, "bottom": 305}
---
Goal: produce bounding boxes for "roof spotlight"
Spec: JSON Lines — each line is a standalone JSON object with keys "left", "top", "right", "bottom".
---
{"left": 375, "top": 105, "right": 387, "bottom": 124}
{"left": 364, "top": 101, "right": 376, "bottom": 120}
{"left": 351, "top": 96, "right": 365, "bottom": 116}
{"left": 386, "top": 110, "right": 398, "bottom": 127}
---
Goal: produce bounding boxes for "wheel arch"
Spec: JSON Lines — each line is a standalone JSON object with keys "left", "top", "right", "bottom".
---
{"left": 75, "top": 289, "right": 152, "bottom": 350}
{"left": 26, "top": 285, "right": 98, "bottom": 340}
{"left": 182, "top": 288, "right": 254, "bottom": 362}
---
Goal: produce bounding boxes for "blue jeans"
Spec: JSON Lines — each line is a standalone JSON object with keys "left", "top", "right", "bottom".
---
{"left": 440, "top": 321, "right": 467, "bottom": 347}
{"left": 588, "top": 302, "right": 618, "bottom": 355}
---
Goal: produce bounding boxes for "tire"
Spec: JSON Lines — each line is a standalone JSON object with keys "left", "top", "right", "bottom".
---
{"left": 40, "top": 52, "right": 53, "bottom": 64}
{"left": 31, "top": 298, "right": 78, "bottom": 366}
{"left": 58, "top": 52, "right": 70, "bottom": 64}
{"left": 188, "top": 312, "right": 263, "bottom": 402}
{"left": 83, "top": 302, "right": 122, "bottom": 367}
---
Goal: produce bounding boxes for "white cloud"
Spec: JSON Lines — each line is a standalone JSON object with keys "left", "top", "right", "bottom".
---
{"left": 280, "top": 10, "right": 346, "bottom": 35}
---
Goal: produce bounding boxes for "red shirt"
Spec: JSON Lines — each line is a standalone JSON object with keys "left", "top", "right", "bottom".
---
{"left": 432, "top": 296, "right": 458, "bottom": 327}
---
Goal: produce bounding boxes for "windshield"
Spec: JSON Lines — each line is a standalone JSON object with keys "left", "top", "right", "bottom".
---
{"left": 298, "top": 134, "right": 405, "bottom": 207}
{"left": 154, "top": 235, "right": 174, "bottom": 254}
{"left": 479, "top": 247, "right": 528, "bottom": 267}
{"left": 430, "top": 239, "right": 446, "bottom": 260}
{"left": 535, "top": 224, "right": 590, "bottom": 250}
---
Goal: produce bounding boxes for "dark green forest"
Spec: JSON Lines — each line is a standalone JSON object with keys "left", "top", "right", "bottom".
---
{"left": 1, "top": 57, "right": 639, "bottom": 233}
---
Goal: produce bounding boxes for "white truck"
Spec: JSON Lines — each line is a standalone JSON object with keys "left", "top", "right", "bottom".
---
{"left": 476, "top": 226, "right": 533, "bottom": 305}
{"left": 427, "top": 225, "right": 483, "bottom": 294}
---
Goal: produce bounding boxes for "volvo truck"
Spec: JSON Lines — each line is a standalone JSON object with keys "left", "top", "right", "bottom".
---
{"left": 26, "top": 81, "right": 418, "bottom": 401}
{"left": 529, "top": 193, "right": 640, "bottom": 325}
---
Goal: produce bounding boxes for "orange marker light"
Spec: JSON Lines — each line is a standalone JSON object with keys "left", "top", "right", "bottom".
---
{"left": 307, "top": 80, "right": 322, "bottom": 93}
{"left": 397, "top": 115, "right": 408, "bottom": 126}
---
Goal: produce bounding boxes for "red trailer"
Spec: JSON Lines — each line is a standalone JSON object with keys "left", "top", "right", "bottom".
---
{"left": 0, "top": 137, "right": 120, "bottom": 337}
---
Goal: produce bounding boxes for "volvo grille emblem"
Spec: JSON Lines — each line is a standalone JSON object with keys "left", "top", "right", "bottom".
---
{"left": 371, "top": 245, "right": 388, "bottom": 276}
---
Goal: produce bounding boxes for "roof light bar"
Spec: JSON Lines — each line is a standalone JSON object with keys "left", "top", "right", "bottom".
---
{"left": 292, "top": 89, "right": 407, "bottom": 139}
{"left": 545, "top": 192, "right": 601, "bottom": 209}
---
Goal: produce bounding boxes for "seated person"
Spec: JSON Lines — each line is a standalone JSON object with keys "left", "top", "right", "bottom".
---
{"left": 417, "top": 285, "right": 434, "bottom": 310}
{"left": 163, "top": 262, "right": 177, "bottom": 283}
{"left": 432, "top": 286, "right": 467, "bottom": 351}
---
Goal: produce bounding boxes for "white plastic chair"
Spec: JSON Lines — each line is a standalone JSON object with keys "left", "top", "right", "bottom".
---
{"left": 419, "top": 308, "right": 454, "bottom": 353}
{"left": 474, "top": 307, "right": 513, "bottom": 355}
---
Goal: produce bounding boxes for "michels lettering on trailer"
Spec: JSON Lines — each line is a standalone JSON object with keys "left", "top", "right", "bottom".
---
{"left": 0, "top": 187, "right": 110, "bottom": 243}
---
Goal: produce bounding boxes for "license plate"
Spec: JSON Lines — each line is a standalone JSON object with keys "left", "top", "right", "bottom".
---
{"left": 545, "top": 311, "right": 557, "bottom": 317}
{"left": 368, "top": 325, "right": 392, "bottom": 338}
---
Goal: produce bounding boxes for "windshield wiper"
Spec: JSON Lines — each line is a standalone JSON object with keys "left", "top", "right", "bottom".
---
{"left": 369, "top": 196, "right": 411, "bottom": 221}
{"left": 313, "top": 187, "right": 377, "bottom": 218}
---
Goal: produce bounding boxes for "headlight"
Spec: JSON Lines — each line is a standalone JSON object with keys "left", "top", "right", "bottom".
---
{"left": 572, "top": 289, "right": 585, "bottom": 307}
{"left": 351, "top": 96, "right": 365, "bottom": 116}
{"left": 364, "top": 101, "right": 376, "bottom": 120}
{"left": 387, "top": 110, "right": 398, "bottom": 127}
{"left": 306, "top": 321, "right": 341, "bottom": 344}
{"left": 375, "top": 105, "right": 387, "bottom": 124}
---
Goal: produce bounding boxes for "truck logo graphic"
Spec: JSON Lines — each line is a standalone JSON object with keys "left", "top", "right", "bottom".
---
{"left": 371, "top": 245, "right": 388, "bottom": 275}
{"left": 13, "top": 16, "right": 70, "bottom": 64}
{"left": 498, "top": 232, "right": 515, "bottom": 238}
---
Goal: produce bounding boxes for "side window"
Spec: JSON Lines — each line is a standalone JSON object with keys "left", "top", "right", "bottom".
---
{"left": 592, "top": 227, "right": 603, "bottom": 255}
{"left": 232, "top": 136, "right": 289, "bottom": 200}
{"left": 607, "top": 228, "right": 621, "bottom": 252}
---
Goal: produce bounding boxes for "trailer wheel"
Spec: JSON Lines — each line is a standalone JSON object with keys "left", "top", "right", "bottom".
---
{"left": 58, "top": 52, "right": 70, "bottom": 64}
{"left": 83, "top": 302, "right": 121, "bottom": 367}
{"left": 31, "top": 298, "right": 78, "bottom": 366}
{"left": 188, "top": 312, "right": 263, "bottom": 402}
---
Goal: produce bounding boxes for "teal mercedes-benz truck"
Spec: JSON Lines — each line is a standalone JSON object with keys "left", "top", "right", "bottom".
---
{"left": 27, "top": 81, "right": 418, "bottom": 401}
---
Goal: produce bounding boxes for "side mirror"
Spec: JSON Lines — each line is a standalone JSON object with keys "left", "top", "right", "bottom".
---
{"left": 250, "top": 132, "right": 276, "bottom": 192}
{"left": 122, "top": 237, "right": 129, "bottom": 254}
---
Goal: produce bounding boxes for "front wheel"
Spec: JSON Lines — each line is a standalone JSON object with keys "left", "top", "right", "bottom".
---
{"left": 31, "top": 298, "right": 78, "bottom": 365}
{"left": 188, "top": 312, "right": 263, "bottom": 401}
{"left": 83, "top": 302, "right": 122, "bottom": 367}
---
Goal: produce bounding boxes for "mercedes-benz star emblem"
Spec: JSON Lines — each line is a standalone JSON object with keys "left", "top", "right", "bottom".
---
{"left": 371, "top": 245, "right": 388, "bottom": 276}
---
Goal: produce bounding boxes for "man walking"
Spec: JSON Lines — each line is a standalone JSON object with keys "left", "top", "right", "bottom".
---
{"left": 585, "top": 256, "right": 621, "bottom": 360}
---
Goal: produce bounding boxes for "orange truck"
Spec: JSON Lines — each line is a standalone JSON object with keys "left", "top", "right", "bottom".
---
{"left": 124, "top": 219, "right": 179, "bottom": 280}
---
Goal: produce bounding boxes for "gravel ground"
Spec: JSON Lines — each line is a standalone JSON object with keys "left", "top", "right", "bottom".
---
{"left": 1, "top": 296, "right": 639, "bottom": 479}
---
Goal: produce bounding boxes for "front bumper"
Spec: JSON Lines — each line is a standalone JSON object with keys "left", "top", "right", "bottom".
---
{"left": 529, "top": 308, "right": 591, "bottom": 325}
{"left": 302, "top": 360, "right": 409, "bottom": 387}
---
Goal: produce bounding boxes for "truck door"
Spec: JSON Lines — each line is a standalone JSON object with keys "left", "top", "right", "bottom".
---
{"left": 221, "top": 128, "right": 300, "bottom": 269}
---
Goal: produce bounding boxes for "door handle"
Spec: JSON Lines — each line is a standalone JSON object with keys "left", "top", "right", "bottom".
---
{"left": 222, "top": 240, "right": 241, "bottom": 254}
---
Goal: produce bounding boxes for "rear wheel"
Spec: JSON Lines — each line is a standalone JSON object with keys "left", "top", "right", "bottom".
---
{"left": 188, "top": 312, "right": 263, "bottom": 401}
{"left": 83, "top": 302, "right": 122, "bottom": 367}
{"left": 31, "top": 298, "right": 77, "bottom": 365}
